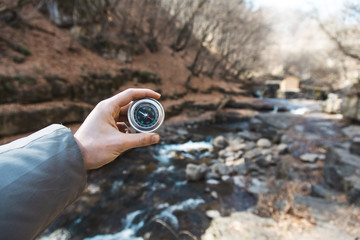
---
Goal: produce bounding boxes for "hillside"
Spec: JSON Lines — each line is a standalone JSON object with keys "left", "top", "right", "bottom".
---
{"left": 0, "top": 5, "right": 274, "bottom": 143}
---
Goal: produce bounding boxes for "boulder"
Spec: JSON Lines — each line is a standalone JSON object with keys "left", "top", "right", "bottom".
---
{"left": 185, "top": 163, "right": 207, "bottom": 181}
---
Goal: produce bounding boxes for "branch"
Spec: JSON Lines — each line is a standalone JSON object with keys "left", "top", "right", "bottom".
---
{"left": 318, "top": 20, "right": 360, "bottom": 61}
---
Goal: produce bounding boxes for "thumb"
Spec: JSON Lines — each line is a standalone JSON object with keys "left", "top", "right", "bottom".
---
{"left": 121, "top": 133, "right": 160, "bottom": 150}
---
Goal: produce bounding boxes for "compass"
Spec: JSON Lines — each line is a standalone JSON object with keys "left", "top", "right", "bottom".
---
{"left": 128, "top": 98, "right": 165, "bottom": 133}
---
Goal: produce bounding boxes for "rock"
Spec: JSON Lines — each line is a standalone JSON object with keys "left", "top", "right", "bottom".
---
{"left": 344, "top": 175, "right": 360, "bottom": 207}
{"left": 186, "top": 163, "right": 207, "bottom": 181}
{"left": 237, "top": 131, "right": 261, "bottom": 141}
{"left": 233, "top": 163, "right": 247, "bottom": 175}
{"left": 221, "top": 175, "right": 231, "bottom": 182}
{"left": 211, "top": 191, "right": 218, "bottom": 199}
{"left": 255, "top": 156, "right": 270, "bottom": 168}
{"left": 277, "top": 143, "right": 289, "bottom": 155}
{"left": 206, "top": 210, "right": 221, "bottom": 219}
{"left": 206, "top": 179, "right": 220, "bottom": 185}
{"left": 0, "top": 102, "right": 92, "bottom": 137}
{"left": 233, "top": 176, "right": 246, "bottom": 188}
{"left": 342, "top": 125, "right": 360, "bottom": 138}
{"left": 281, "top": 134, "right": 293, "bottom": 144}
{"left": 229, "top": 137, "right": 245, "bottom": 151}
{"left": 257, "top": 138, "right": 272, "bottom": 148}
{"left": 212, "top": 136, "right": 229, "bottom": 149}
{"left": 311, "top": 184, "right": 332, "bottom": 198}
{"left": 244, "top": 148, "right": 262, "bottom": 159}
{"left": 218, "top": 146, "right": 234, "bottom": 159}
{"left": 261, "top": 149, "right": 272, "bottom": 156}
{"left": 211, "top": 163, "right": 232, "bottom": 176}
{"left": 244, "top": 142, "right": 257, "bottom": 150}
{"left": 300, "top": 153, "right": 324, "bottom": 163}
{"left": 274, "top": 199, "right": 291, "bottom": 213}
{"left": 350, "top": 135, "right": 360, "bottom": 156}
{"left": 202, "top": 211, "right": 354, "bottom": 240}
{"left": 324, "top": 147, "right": 360, "bottom": 193}
{"left": 341, "top": 91, "right": 360, "bottom": 122}
{"left": 323, "top": 93, "right": 342, "bottom": 114}
{"left": 247, "top": 178, "right": 269, "bottom": 195}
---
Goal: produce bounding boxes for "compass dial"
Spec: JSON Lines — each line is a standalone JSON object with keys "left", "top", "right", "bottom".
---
{"left": 128, "top": 98, "right": 165, "bottom": 133}
{"left": 134, "top": 103, "right": 159, "bottom": 128}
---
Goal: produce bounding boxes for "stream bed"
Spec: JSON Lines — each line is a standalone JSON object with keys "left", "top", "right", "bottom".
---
{"left": 38, "top": 98, "right": 359, "bottom": 240}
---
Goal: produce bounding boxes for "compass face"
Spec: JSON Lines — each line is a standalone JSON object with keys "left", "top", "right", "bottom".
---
{"left": 134, "top": 103, "right": 159, "bottom": 128}
{"left": 128, "top": 98, "right": 165, "bottom": 133}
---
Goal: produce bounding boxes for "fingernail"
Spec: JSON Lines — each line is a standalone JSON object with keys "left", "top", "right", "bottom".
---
{"left": 151, "top": 134, "right": 160, "bottom": 144}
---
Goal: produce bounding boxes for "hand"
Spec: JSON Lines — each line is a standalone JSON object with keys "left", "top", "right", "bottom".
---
{"left": 74, "top": 88, "right": 161, "bottom": 170}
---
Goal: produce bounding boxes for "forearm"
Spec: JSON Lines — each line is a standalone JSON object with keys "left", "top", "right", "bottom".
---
{"left": 0, "top": 125, "right": 87, "bottom": 240}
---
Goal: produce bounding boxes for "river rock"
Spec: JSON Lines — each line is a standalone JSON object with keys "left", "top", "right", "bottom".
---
{"left": 237, "top": 131, "right": 261, "bottom": 141}
{"left": 350, "top": 135, "right": 360, "bottom": 156}
{"left": 255, "top": 156, "right": 270, "bottom": 168}
{"left": 244, "top": 148, "right": 262, "bottom": 159}
{"left": 186, "top": 163, "right": 207, "bottom": 181}
{"left": 233, "top": 163, "right": 247, "bottom": 175}
{"left": 257, "top": 138, "right": 272, "bottom": 148}
{"left": 212, "top": 136, "right": 229, "bottom": 149}
{"left": 277, "top": 143, "right": 289, "bottom": 154}
{"left": 233, "top": 176, "right": 246, "bottom": 188}
{"left": 300, "top": 153, "right": 324, "bottom": 163}
{"left": 247, "top": 178, "right": 269, "bottom": 195}
{"left": 211, "top": 163, "right": 232, "bottom": 176}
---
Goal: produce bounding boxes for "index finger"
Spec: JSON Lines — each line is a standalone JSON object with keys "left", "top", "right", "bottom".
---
{"left": 109, "top": 88, "right": 161, "bottom": 116}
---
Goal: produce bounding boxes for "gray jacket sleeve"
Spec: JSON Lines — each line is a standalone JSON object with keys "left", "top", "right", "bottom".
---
{"left": 0, "top": 124, "right": 87, "bottom": 240}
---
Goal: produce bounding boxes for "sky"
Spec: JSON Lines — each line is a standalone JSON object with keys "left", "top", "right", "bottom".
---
{"left": 252, "top": 0, "right": 346, "bottom": 17}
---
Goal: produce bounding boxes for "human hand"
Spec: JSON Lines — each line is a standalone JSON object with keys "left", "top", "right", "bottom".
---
{"left": 74, "top": 88, "right": 161, "bottom": 170}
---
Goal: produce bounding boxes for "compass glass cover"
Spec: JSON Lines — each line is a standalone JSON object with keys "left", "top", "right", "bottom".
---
{"left": 134, "top": 103, "right": 159, "bottom": 128}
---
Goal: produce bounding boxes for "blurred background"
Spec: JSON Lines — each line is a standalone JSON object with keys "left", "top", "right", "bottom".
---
{"left": 0, "top": 0, "right": 360, "bottom": 239}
